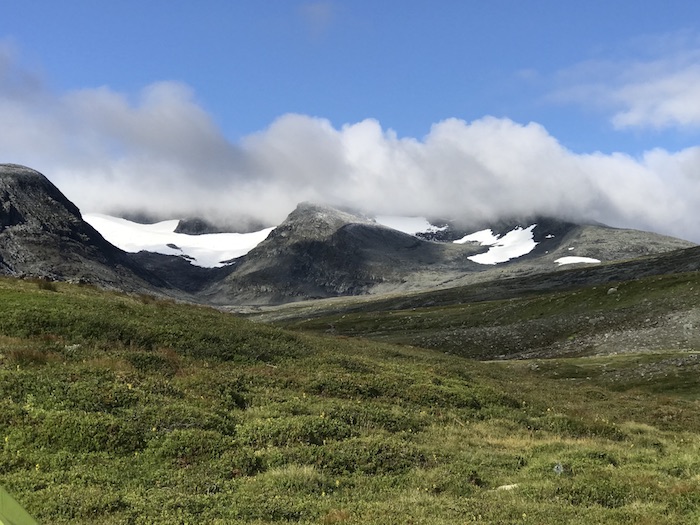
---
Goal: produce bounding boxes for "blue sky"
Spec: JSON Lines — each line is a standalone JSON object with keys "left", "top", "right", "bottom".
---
{"left": 1, "top": 1, "right": 700, "bottom": 241}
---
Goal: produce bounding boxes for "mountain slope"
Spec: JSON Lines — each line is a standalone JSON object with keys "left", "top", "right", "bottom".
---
{"left": 202, "top": 202, "right": 695, "bottom": 305}
{"left": 255, "top": 244, "right": 700, "bottom": 361}
{"left": 3, "top": 272, "right": 700, "bottom": 524}
{"left": 0, "top": 164, "right": 166, "bottom": 290}
{"left": 201, "top": 203, "right": 489, "bottom": 305}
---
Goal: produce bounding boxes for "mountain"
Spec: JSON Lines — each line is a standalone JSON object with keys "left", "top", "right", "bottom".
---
{"left": 198, "top": 203, "right": 484, "bottom": 304}
{"left": 1, "top": 164, "right": 696, "bottom": 305}
{"left": 202, "top": 203, "right": 695, "bottom": 305}
{"left": 0, "top": 164, "right": 168, "bottom": 291}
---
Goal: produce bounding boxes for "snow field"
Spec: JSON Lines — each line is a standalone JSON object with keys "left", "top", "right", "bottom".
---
{"left": 84, "top": 214, "right": 274, "bottom": 268}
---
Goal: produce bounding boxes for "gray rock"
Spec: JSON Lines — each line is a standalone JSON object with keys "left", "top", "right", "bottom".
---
{"left": 0, "top": 164, "right": 167, "bottom": 292}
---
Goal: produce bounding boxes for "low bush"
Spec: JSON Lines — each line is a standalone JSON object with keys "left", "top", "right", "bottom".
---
{"left": 148, "top": 428, "right": 235, "bottom": 465}
{"left": 238, "top": 414, "right": 353, "bottom": 447}
{"left": 125, "top": 350, "right": 180, "bottom": 377}
{"left": 35, "top": 410, "right": 147, "bottom": 453}
{"left": 290, "top": 435, "right": 429, "bottom": 476}
{"left": 139, "top": 401, "right": 238, "bottom": 435}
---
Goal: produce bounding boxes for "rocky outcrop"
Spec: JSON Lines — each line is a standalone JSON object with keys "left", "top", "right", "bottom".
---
{"left": 0, "top": 164, "right": 166, "bottom": 290}
{"left": 174, "top": 216, "right": 269, "bottom": 235}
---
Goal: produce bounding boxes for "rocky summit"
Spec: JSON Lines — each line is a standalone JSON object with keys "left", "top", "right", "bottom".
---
{"left": 0, "top": 164, "right": 165, "bottom": 290}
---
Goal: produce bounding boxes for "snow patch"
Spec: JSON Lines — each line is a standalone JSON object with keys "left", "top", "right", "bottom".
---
{"left": 374, "top": 215, "right": 447, "bottom": 235}
{"left": 454, "top": 225, "right": 538, "bottom": 265}
{"left": 555, "top": 256, "right": 601, "bottom": 266}
{"left": 453, "top": 229, "right": 500, "bottom": 246}
{"left": 84, "top": 214, "right": 274, "bottom": 268}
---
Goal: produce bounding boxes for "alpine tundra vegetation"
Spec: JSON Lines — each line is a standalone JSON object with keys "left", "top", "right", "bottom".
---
{"left": 1, "top": 261, "right": 699, "bottom": 523}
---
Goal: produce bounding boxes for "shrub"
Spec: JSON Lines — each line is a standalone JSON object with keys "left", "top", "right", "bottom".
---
{"left": 36, "top": 411, "right": 146, "bottom": 453}
{"left": 182, "top": 373, "right": 250, "bottom": 410}
{"left": 291, "top": 435, "right": 428, "bottom": 475}
{"left": 238, "top": 415, "right": 353, "bottom": 447}
{"left": 308, "top": 375, "right": 385, "bottom": 399}
{"left": 328, "top": 403, "right": 429, "bottom": 433}
{"left": 126, "top": 350, "right": 180, "bottom": 377}
{"left": 140, "top": 401, "right": 238, "bottom": 435}
{"left": 537, "top": 413, "right": 627, "bottom": 441}
{"left": 213, "top": 447, "right": 264, "bottom": 478}
{"left": 405, "top": 381, "right": 483, "bottom": 409}
{"left": 148, "top": 429, "right": 235, "bottom": 465}
{"left": 258, "top": 464, "right": 329, "bottom": 493}
{"left": 24, "top": 485, "right": 128, "bottom": 522}
{"left": 228, "top": 465, "right": 331, "bottom": 521}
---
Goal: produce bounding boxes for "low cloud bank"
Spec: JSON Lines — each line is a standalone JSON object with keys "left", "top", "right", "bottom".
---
{"left": 1, "top": 43, "right": 698, "bottom": 241}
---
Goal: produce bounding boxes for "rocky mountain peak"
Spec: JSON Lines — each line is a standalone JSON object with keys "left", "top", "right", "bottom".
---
{"left": 269, "top": 202, "right": 372, "bottom": 243}
{"left": 0, "top": 164, "right": 166, "bottom": 289}
{"left": 0, "top": 163, "right": 82, "bottom": 231}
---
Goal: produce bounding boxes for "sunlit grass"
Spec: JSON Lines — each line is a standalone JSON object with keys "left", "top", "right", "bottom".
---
{"left": 2, "top": 276, "right": 700, "bottom": 523}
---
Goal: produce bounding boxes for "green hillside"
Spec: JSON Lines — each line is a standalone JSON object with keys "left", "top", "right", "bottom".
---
{"left": 1, "top": 276, "right": 700, "bottom": 524}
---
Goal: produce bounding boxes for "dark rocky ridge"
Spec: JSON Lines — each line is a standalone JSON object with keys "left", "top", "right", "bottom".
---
{"left": 0, "top": 164, "right": 169, "bottom": 291}
{"left": 200, "top": 203, "right": 488, "bottom": 305}
{"left": 174, "top": 216, "right": 269, "bottom": 235}
{"left": 128, "top": 250, "right": 236, "bottom": 294}
{"left": 174, "top": 217, "right": 226, "bottom": 235}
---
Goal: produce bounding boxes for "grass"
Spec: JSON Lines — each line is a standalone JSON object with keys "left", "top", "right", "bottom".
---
{"left": 1, "top": 276, "right": 700, "bottom": 523}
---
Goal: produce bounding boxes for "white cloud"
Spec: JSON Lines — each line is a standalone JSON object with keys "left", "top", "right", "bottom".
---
{"left": 1, "top": 48, "right": 699, "bottom": 243}
{"left": 551, "top": 37, "right": 700, "bottom": 130}
{"left": 610, "top": 64, "right": 700, "bottom": 129}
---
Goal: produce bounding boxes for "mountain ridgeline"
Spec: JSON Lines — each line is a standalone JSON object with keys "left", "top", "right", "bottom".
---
{"left": 0, "top": 163, "right": 697, "bottom": 305}
{"left": 0, "top": 164, "right": 168, "bottom": 291}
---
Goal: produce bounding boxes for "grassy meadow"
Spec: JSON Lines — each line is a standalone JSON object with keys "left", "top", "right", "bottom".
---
{"left": 1, "top": 276, "right": 700, "bottom": 523}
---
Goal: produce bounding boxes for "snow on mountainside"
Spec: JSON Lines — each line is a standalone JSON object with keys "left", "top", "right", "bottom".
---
{"left": 453, "top": 225, "right": 539, "bottom": 264}
{"left": 83, "top": 214, "right": 274, "bottom": 268}
{"left": 82, "top": 212, "right": 589, "bottom": 270}
{"left": 83, "top": 207, "right": 694, "bottom": 277}
{"left": 555, "top": 256, "right": 601, "bottom": 266}
{"left": 374, "top": 216, "right": 448, "bottom": 235}
{"left": 85, "top": 212, "right": 458, "bottom": 270}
